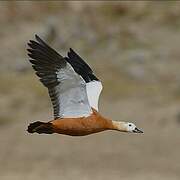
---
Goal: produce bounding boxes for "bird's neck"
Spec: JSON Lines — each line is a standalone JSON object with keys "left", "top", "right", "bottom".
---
{"left": 111, "top": 120, "right": 127, "bottom": 132}
{"left": 92, "top": 109, "right": 127, "bottom": 132}
{"left": 99, "top": 116, "right": 127, "bottom": 132}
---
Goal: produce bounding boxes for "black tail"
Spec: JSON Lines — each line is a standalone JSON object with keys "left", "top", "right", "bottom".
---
{"left": 27, "top": 121, "right": 54, "bottom": 134}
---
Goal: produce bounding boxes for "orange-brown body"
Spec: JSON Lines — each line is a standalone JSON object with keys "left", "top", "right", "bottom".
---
{"left": 50, "top": 109, "right": 114, "bottom": 136}
{"left": 27, "top": 109, "right": 125, "bottom": 136}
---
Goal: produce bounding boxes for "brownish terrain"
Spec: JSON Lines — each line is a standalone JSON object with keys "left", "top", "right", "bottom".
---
{"left": 0, "top": 2, "right": 180, "bottom": 180}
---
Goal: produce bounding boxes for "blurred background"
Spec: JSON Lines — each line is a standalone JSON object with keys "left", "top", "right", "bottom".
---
{"left": 0, "top": 1, "right": 180, "bottom": 180}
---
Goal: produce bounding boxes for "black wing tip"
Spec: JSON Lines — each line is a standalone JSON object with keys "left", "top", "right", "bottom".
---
{"left": 35, "top": 34, "right": 45, "bottom": 45}
{"left": 69, "top": 48, "right": 74, "bottom": 52}
{"left": 35, "top": 34, "right": 40, "bottom": 40}
{"left": 68, "top": 48, "right": 80, "bottom": 57}
{"left": 27, "top": 34, "right": 44, "bottom": 47}
{"left": 27, "top": 42, "right": 32, "bottom": 46}
{"left": 68, "top": 48, "right": 75, "bottom": 56}
{"left": 27, "top": 34, "right": 40, "bottom": 45}
{"left": 27, "top": 48, "right": 33, "bottom": 53}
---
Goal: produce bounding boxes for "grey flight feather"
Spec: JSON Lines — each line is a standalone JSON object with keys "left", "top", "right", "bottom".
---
{"left": 27, "top": 35, "right": 92, "bottom": 119}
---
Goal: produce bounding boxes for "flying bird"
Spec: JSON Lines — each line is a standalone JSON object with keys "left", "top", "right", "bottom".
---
{"left": 27, "top": 35, "right": 143, "bottom": 136}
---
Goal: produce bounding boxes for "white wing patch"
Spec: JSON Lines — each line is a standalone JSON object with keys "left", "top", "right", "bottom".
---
{"left": 86, "top": 81, "right": 103, "bottom": 111}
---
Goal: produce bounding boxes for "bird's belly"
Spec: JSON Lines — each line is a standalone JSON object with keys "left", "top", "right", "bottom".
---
{"left": 51, "top": 116, "right": 109, "bottom": 136}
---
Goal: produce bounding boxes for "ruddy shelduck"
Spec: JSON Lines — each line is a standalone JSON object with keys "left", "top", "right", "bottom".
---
{"left": 27, "top": 35, "right": 143, "bottom": 136}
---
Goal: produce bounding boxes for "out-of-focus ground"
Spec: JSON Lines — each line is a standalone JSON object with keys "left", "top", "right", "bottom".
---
{"left": 0, "top": 1, "right": 180, "bottom": 180}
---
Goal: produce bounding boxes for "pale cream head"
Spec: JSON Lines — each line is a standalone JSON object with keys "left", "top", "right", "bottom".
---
{"left": 112, "top": 121, "right": 143, "bottom": 133}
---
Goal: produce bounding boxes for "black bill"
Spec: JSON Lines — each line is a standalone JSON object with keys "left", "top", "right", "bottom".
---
{"left": 133, "top": 127, "right": 143, "bottom": 133}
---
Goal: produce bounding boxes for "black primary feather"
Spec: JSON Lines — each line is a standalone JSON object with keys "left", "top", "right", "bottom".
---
{"left": 65, "top": 48, "right": 99, "bottom": 83}
{"left": 27, "top": 35, "right": 66, "bottom": 119}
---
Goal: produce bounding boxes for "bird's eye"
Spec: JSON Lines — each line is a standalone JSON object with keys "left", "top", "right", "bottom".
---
{"left": 129, "top": 124, "right": 132, "bottom": 127}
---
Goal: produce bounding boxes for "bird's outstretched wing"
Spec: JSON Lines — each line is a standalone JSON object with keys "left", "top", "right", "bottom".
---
{"left": 27, "top": 35, "right": 92, "bottom": 119}
{"left": 66, "top": 48, "right": 103, "bottom": 111}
